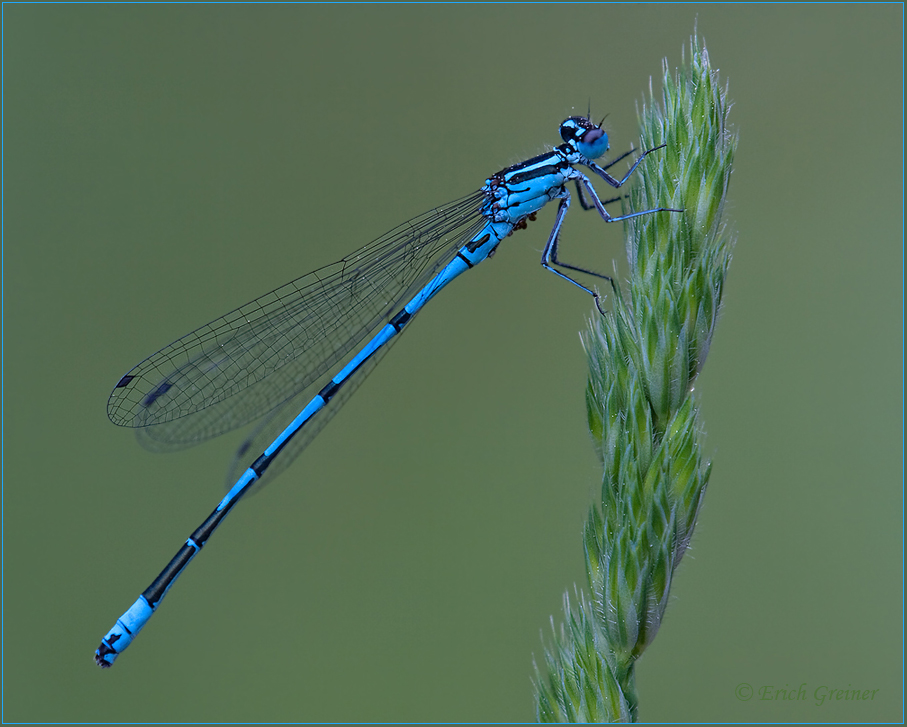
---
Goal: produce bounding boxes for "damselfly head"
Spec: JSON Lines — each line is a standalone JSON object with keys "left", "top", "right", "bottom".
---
{"left": 559, "top": 116, "right": 609, "bottom": 160}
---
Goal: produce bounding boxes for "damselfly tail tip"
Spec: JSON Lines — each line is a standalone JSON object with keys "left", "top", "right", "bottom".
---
{"left": 94, "top": 644, "right": 116, "bottom": 668}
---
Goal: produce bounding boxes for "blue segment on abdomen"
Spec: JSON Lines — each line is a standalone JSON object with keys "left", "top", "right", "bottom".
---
{"left": 403, "top": 222, "right": 510, "bottom": 315}
{"left": 263, "top": 394, "right": 328, "bottom": 458}
{"left": 96, "top": 596, "right": 154, "bottom": 665}
{"left": 219, "top": 467, "right": 258, "bottom": 511}
{"left": 331, "top": 324, "right": 397, "bottom": 385}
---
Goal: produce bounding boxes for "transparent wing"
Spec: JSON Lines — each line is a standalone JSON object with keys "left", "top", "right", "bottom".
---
{"left": 222, "top": 334, "right": 399, "bottom": 496}
{"left": 110, "top": 191, "right": 486, "bottom": 453}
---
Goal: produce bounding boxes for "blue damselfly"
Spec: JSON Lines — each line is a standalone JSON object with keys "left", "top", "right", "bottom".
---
{"left": 95, "top": 115, "right": 679, "bottom": 667}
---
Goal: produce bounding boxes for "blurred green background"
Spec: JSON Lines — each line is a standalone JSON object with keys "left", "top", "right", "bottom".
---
{"left": 2, "top": 5, "right": 902, "bottom": 723}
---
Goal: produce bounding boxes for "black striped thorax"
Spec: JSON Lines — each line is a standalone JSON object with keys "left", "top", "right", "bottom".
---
{"left": 480, "top": 143, "right": 584, "bottom": 225}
